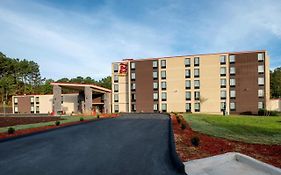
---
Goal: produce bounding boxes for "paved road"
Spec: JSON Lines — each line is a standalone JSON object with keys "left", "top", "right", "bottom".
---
{"left": 0, "top": 114, "right": 185, "bottom": 175}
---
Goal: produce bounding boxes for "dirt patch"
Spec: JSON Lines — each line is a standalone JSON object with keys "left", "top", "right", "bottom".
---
{"left": 172, "top": 115, "right": 281, "bottom": 168}
{"left": 0, "top": 117, "right": 63, "bottom": 127}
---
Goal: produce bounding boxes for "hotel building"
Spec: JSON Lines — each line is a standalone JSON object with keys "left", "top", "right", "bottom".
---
{"left": 111, "top": 50, "right": 270, "bottom": 115}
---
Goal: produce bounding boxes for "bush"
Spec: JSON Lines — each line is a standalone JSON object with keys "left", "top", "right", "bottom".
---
{"left": 176, "top": 116, "right": 181, "bottom": 124}
{"left": 180, "top": 123, "right": 186, "bottom": 130}
{"left": 258, "top": 109, "right": 280, "bottom": 116}
{"left": 55, "top": 121, "right": 60, "bottom": 126}
{"left": 8, "top": 127, "right": 15, "bottom": 134}
{"left": 97, "top": 114, "right": 100, "bottom": 119}
{"left": 80, "top": 117, "right": 84, "bottom": 121}
{"left": 191, "top": 136, "right": 200, "bottom": 147}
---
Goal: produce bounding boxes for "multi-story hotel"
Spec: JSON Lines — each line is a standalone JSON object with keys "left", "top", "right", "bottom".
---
{"left": 111, "top": 50, "right": 270, "bottom": 115}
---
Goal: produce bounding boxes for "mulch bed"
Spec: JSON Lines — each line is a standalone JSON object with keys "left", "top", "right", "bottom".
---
{"left": 0, "top": 117, "right": 63, "bottom": 127}
{"left": 171, "top": 115, "right": 281, "bottom": 168}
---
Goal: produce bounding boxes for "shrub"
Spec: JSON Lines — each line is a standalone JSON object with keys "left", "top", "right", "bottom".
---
{"left": 55, "top": 121, "right": 60, "bottom": 126}
{"left": 97, "top": 114, "right": 100, "bottom": 119}
{"left": 258, "top": 109, "right": 280, "bottom": 116}
{"left": 191, "top": 136, "right": 200, "bottom": 147}
{"left": 176, "top": 117, "right": 181, "bottom": 124}
{"left": 80, "top": 117, "right": 84, "bottom": 121}
{"left": 180, "top": 123, "right": 186, "bottom": 130}
{"left": 8, "top": 127, "right": 15, "bottom": 134}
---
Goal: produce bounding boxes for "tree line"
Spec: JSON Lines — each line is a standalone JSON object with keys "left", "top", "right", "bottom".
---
{"left": 0, "top": 52, "right": 111, "bottom": 105}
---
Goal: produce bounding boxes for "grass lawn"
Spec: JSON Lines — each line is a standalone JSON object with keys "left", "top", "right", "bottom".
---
{"left": 184, "top": 114, "right": 281, "bottom": 145}
{"left": 0, "top": 116, "right": 97, "bottom": 133}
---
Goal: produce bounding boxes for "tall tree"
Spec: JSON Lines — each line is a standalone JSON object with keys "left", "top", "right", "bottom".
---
{"left": 271, "top": 67, "right": 281, "bottom": 98}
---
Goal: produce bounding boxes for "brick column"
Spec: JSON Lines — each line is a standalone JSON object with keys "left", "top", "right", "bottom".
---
{"left": 84, "top": 86, "right": 92, "bottom": 114}
{"left": 53, "top": 85, "right": 62, "bottom": 115}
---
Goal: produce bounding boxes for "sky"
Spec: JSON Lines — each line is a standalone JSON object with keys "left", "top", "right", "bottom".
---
{"left": 0, "top": 0, "right": 281, "bottom": 80}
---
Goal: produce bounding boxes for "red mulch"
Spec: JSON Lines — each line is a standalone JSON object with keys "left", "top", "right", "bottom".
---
{"left": 0, "top": 117, "right": 63, "bottom": 127}
{"left": 172, "top": 115, "right": 281, "bottom": 168}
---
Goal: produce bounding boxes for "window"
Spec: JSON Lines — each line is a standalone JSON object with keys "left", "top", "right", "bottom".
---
{"left": 153, "top": 71, "right": 158, "bottom": 79}
{"left": 220, "top": 67, "right": 226, "bottom": 76}
{"left": 229, "top": 55, "right": 235, "bottom": 63}
{"left": 153, "top": 61, "right": 158, "bottom": 68}
{"left": 31, "top": 106, "right": 34, "bottom": 112}
{"left": 230, "top": 90, "right": 236, "bottom": 99}
{"left": 258, "top": 89, "right": 264, "bottom": 97}
{"left": 185, "top": 80, "right": 191, "bottom": 89}
{"left": 194, "top": 80, "right": 200, "bottom": 89}
{"left": 131, "top": 83, "right": 136, "bottom": 91}
{"left": 185, "top": 58, "right": 191, "bottom": 67}
{"left": 114, "top": 84, "right": 119, "bottom": 92}
{"left": 258, "top": 101, "right": 264, "bottom": 109}
{"left": 131, "top": 104, "right": 136, "bottom": 112}
{"left": 185, "top": 69, "right": 190, "bottom": 78}
{"left": 61, "top": 96, "right": 63, "bottom": 104}
{"left": 114, "top": 94, "right": 119, "bottom": 102}
{"left": 36, "top": 106, "right": 40, "bottom": 113}
{"left": 114, "top": 75, "right": 118, "bottom": 82}
{"left": 258, "top": 77, "right": 264, "bottom": 85}
{"left": 194, "top": 91, "right": 200, "bottom": 100}
{"left": 162, "top": 103, "right": 167, "bottom": 112}
{"left": 114, "top": 105, "right": 119, "bottom": 113}
{"left": 31, "top": 97, "right": 34, "bottom": 103}
{"left": 220, "top": 79, "right": 226, "bottom": 88}
{"left": 161, "top": 60, "right": 166, "bottom": 68}
{"left": 153, "top": 82, "right": 158, "bottom": 90}
{"left": 258, "top": 65, "right": 264, "bottom": 73}
{"left": 230, "top": 78, "right": 236, "bottom": 87}
{"left": 113, "top": 64, "right": 118, "bottom": 72}
{"left": 195, "top": 103, "right": 200, "bottom": 112}
{"left": 230, "top": 102, "right": 236, "bottom": 111}
{"left": 194, "top": 57, "right": 200, "bottom": 66}
{"left": 230, "top": 67, "right": 235, "bottom": 75}
{"left": 161, "top": 92, "right": 167, "bottom": 101}
{"left": 153, "top": 104, "right": 158, "bottom": 111}
{"left": 14, "top": 97, "right": 18, "bottom": 104}
{"left": 131, "top": 62, "right": 136, "bottom": 69}
{"left": 161, "top": 70, "right": 166, "bottom": 79}
{"left": 194, "top": 68, "right": 200, "bottom": 78}
{"left": 14, "top": 106, "right": 18, "bottom": 113}
{"left": 131, "top": 72, "right": 136, "bottom": 80}
{"left": 186, "top": 103, "right": 191, "bottom": 112}
{"left": 220, "top": 55, "right": 226, "bottom": 64}
{"left": 186, "top": 91, "right": 191, "bottom": 100}
{"left": 153, "top": 92, "right": 158, "bottom": 101}
{"left": 258, "top": 53, "right": 264, "bottom": 61}
{"left": 221, "top": 90, "right": 226, "bottom": 99}
{"left": 131, "top": 93, "right": 136, "bottom": 101}
{"left": 36, "top": 97, "right": 39, "bottom": 104}
{"left": 161, "top": 81, "right": 167, "bottom": 90}
{"left": 220, "top": 102, "right": 226, "bottom": 111}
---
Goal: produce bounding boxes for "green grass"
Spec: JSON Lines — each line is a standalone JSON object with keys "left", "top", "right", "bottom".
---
{"left": 0, "top": 116, "right": 97, "bottom": 133}
{"left": 184, "top": 114, "right": 281, "bottom": 145}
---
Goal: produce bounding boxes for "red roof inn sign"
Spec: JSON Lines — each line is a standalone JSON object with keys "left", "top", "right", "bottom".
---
{"left": 118, "top": 62, "right": 128, "bottom": 76}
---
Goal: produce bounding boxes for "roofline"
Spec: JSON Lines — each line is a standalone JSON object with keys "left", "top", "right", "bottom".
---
{"left": 113, "top": 50, "right": 267, "bottom": 63}
{"left": 50, "top": 82, "right": 111, "bottom": 93}
{"left": 12, "top": 93, "right": 79, "bottom": 97}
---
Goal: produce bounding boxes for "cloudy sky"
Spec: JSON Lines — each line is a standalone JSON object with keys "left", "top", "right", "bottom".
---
{"left": 0, "top": 0, "right": 281, "bottom": 80}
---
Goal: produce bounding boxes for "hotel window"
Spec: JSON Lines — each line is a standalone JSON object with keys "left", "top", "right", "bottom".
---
{"left": 161, "top": 70, "right": 166, "bottom": 79}
{"left": 162, "top": 103, "right": 167, "bottom": 112}
{"left": 36, "top": 97, "right": 39, "bottom": 104}
{"left": 153, "top": 92, "right": 158, "bottom": 101}
{"left": 131, "top": 62, "right": 136, "bottom": 70}
{"left": 14, "top": 106, "right": 18, "bottom": 113}
{"left": 230, "top": 102, "right": 236, "bottom": 111}
{"left": 186, "top": 103, "right": 191, "bottom": 112}
{"left": 229, "top": 55, "right": 235, "bottom": 63}
{"left": 220, "top": 67, "right": 226, "bottom": 76}
{"left": 185, "top": 80, "right": 191, "bottom": 89}
{"left": 185, "top": 58, "right": 191, "bottom": 67}
{"left": 113, "top": 64, "right": 118, "bottom": 72}
{"left": 185, "top": 69, "right": 190, "bottom": 78}
{"left": 258, "top": 65, "right": 264, "bottom": 73}
{"left": 114, "top": 94, "right": 119, "bottom": 102}
{"left": 161, "top": 92, "right": 167, "bottom": 101}
{"left": 161, "top": 81, "right": 167, "bottom": 90}
{"left": 131, "top": 104, "right": 136, "bottom": 112}
{"left": 194, "top": 91, "right": 200, "bottom": 100}
{"left": 258, "top": 77, "right": 264, "bottom": 85}
{"left": 114, "top": 75, "right": 118, "bottom": 82}
{"left": 153, "top": 82, "right": 158, "bottom": 90}
{"left": 153, "top": 60, "right": 158, "bottom": 68}
{"left": 220, "top": 90, "right": 226, "bottom": 100}
{"left": 258, "top": 89, "right": 264, "bottom": 97}
{"left": 114, "top": 105, "right": 119, "bottom": 113}
{"left": 194, "top": 103, "right": 200, "bottom": 112}
{"left": 31, "top": 97, "right": 34, "bottom": 103}
{"left": 36, "top": 106, "right": 40, "bottom": 113}
{"left": 61, "top": 96, "right": 63, "bottom": 104}
{"left": 131, "top": 94, "right": 136, "bottom": 101}
{"left": 220, "top": 55, "right": 226, "bottom": 64}
{"left": 131, "top": 83, "right": 136, "bottom": 91}
{"left": 14, "top": 97, "right": 18, "bottom": 104}
{"left": 258, "top": 101, "right": 264, "bottom": 109}
{"left": 230, "top": 78, "right": 236, "bottom": 87}
{"left": 153, "top": 71, "right": 158, "bottom": 79}
{"left": 131, "top": 72, "right": 136, "bottom": 80}
{"left": 194, "top": 68, "right": 200, "bottom": 78}
{"left": 220, "top": 79, "right": 226, "bottom": 88}
{"left": 258, "top": 53, "right": 264, "bottom": 62}
{"left": 230, "top": 67, "right": 235, "bottom": 75}
{"left": 153, "top": 104, "right": 158, "bottom": 111}
{"left": 220, "top": 102, "right": 226, "bottom": 111}
{"left": 31, "top": 105, "right": 34, "bottom": 113}
{"left": 230, "top": 90, "right": 236, "bottom": 99}
{"left": 114, "top": 84, "right": 119, "bottom": 92}
{"left": 161, "top": 60, "right": 166, "bottom": 68}
{"left": 194, "top": 80, "right": 200, "bottom": 89}
{"left": 194, "top": 57, "right": 200, "bottom": 66}
{"left": 186, "top": 91, "right": 191, "bottom": 100}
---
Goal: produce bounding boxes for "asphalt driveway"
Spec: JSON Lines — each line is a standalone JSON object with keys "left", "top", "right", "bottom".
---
{"left": 0, "top": 113, "right": 185, "bottom": 175}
